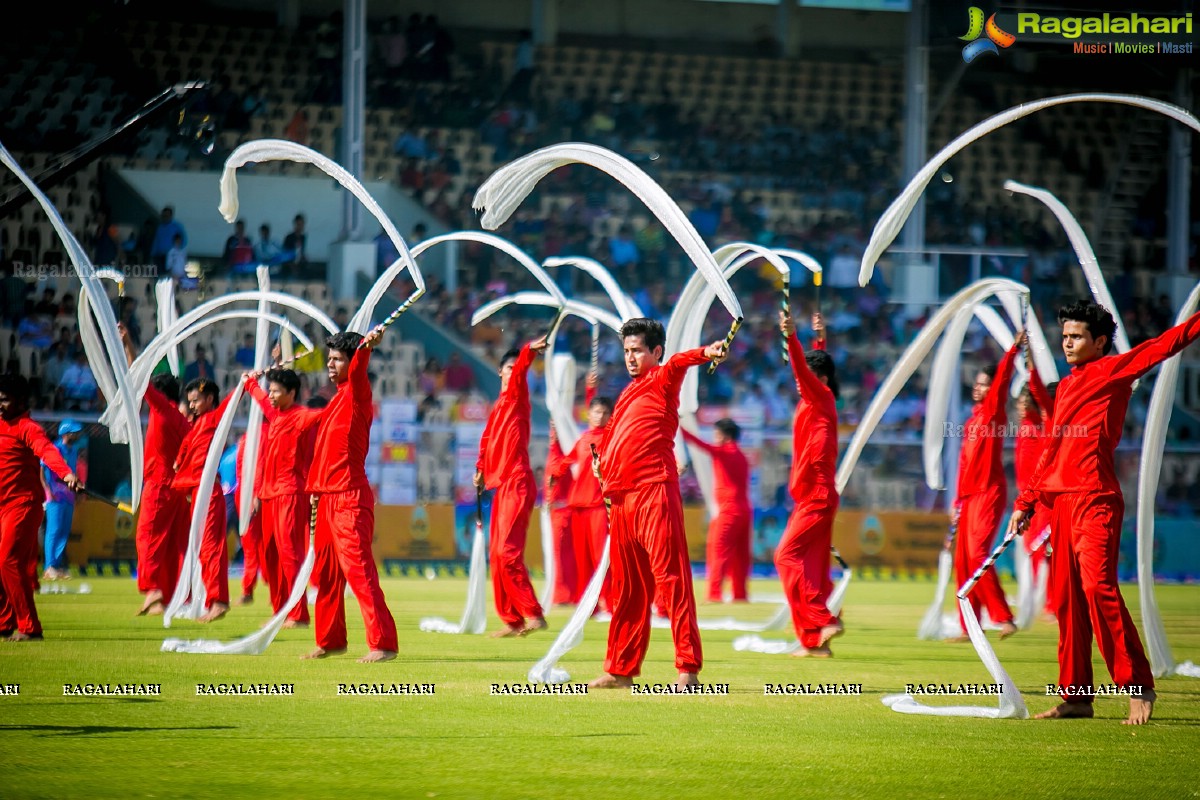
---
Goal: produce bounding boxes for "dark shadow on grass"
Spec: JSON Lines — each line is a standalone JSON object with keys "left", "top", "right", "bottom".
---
{"left": 0, "top": 723, "right": 236, "bottom": 737}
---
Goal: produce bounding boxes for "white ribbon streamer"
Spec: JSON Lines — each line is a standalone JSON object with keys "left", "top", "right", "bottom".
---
{"left": 419, "top": 511, "right": 488, "bottom": 634}
{"left": 528, "top": 537, "right": 611, "bottom": 684}
{"left": 238, "top": 267, "right": 272, "bottom": 535}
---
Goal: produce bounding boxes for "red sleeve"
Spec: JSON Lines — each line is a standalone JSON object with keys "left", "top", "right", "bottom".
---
{"left": 980, "top": 344, "right": 1019, "bottom": 421}
{"left": 146, "top": 383, "right": 185, "bottom": 422}
{"left": 585, "top": 383, "right": 596, "bottom": 406}
{"left": 506, "top": 343, "right": 536, "bottom": 401}
{"left": 680, "top": 427, "right": 717, "bottom": 455}
{"left": 1028, "top": 364, "right": 1054, "bottom": 421}
{"left": 243, "top": 375, "right": 280, "bottom": 423}
{"left": 349, "top": 347, "right": 371, "bottom": 398}
{"left": 475, "top": 406, "right": 495, "bottom": 473}
{"left": 786, "top": 334, "right": 826, "bottom": 399}
{"left": 658, "top": 348, "right": 710, "bottom": 394}
{"left": 292, "top": 405, "right": 328, "bottom": 434}
{"left": 25, "top": 421, "right": 72, "bottom": 480}
{"left": 214, "top": 387, "right": 239, "bottom": 419}
{"left": 547, "top": 432, "right": 567, "bottom": 477}
{"left": 1106, "top": 310, "right": 1200, "bottom": 383}
{"left": 1015, "top": 436, "right": 1057, "bottom": 513}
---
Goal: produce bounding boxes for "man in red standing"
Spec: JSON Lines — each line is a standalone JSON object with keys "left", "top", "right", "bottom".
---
{"left": 0, "top": 375, "right": 82, "bottom": 640}
{"left": 234, "top": 432, "right": 266, "bottom": 606}
{"left": 243, "top": 367, "right": 319, "bottom": 627}
{"left": 549, "top": 375, "right": 612, "bottom": 609}
{"left": 681, "top": 419, "right": 751, "bottom": 603}
{"left": 776, "top": 311, "right": 843, "bottom": 657}
{"left": 303, "top": 330, "right": 397, "bottom": 663}
{"left": 545, "top": 424, "right": 577, "bottom": 606}
{"left": 475, "top": 337, "right": 549, "bottom": 637}
{"left": 120, "top": 324, "right": 190, "bottom": 616}
{"left": 950, "top": 336, "right": 1022, "bottom": 642}
{"left": 1010, "top": 300, "right": 1200, "bottom": 725}
{"left": 172, "top": 378, "right": 238, "bottom": 623}
{"left": 589, "top": 318, "right": 727, "bottom": 689}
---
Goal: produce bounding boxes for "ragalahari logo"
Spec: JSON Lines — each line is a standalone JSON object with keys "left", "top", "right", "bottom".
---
{"left": 960, "top": 7, "right": 1017, "bottom": 62}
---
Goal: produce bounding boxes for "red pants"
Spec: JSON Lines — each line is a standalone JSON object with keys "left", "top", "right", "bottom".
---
{"left": 571, "top": 505, "right": 610, "bottom": 609}
{"left": 240, "top": 504, "right": 262, "bottom": 598}
{"left": 706, "top": 506, "right": 752, "bottom": 602}
{"left": 489, "top": 474, "right": 542, "bottom": 627}
{"left": 1022, "top": 506, "right": 1055, "bottom": 614}
{"left": 550, "top": 505, "right": 577, "bottom": 605}
{"left": 188, "top": 486, "right": 229, "bottom": 608}
{"left": 0, "top": 499, "right": 44, "bottom": 636}
{"left": 135, "top": 479, "right": 187, "bottom": 600}
{"left": 1048, "top": 491, "right": 1154, "bottom": 701}
{"left": 605, "top": 482, "right": 702, "bottom": 677}
{"left": 262, "top": 494, "right": 310, "bottom": 623}
{"left": 775, "top": 491, "right": 839, "bottom": 649}
{"left": 956, "top": 484, "right": 1013, "bottom": 632}
{"left": 313, "top": 489, "right": 397, "bottom": 651}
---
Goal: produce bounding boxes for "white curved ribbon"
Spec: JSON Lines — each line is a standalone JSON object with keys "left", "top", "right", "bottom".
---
{"left": 154, "top": 278, "right": 182, "bottom": 376}
{"left": 219, "top": 138, "right": 424, "bottom": 333}
{"left": 474, "top": 142, "right": 742, "bottom": 322}
{"left": 861, "top": 94, "right": 1200, "bottom": 286}
{"left": 528, "top": 537, "right": 611, "bottom": 684}
{"left": 76, "top": 272, "right": 123, "bottom": 405}
{"left": 238, "top": 267, "right": 272, "bottom": 535}
{"left": 419, "top": 512, "right": 489, "bottom": 635}
{"left": 1137, "top": 280, "right": 1200, "bottom": 678}
{"left": 542, "top": 256, "right": 643, "bottom": 321}
{"left": 837, "top": 278, "right": 1031, "bottom": 494}
{"left": 0, "top": 143, "right": 145, "bottom": 510}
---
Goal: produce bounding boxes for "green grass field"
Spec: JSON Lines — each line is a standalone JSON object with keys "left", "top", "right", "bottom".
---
{"left": 1, "top": 575, "right": 1198, "bottom": 800}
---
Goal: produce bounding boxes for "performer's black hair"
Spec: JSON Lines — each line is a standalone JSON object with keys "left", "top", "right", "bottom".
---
{"left": 150, "top": 373, "right": 180, "bottom": 403}
{"left": 500, "top": 349, "right": 521, "bottom": 369}
{"left": 184, "top": 378, "right": 220, "bottom": 404}
{"left": 714, "top": 418, "right": 741, "bottom": 442}
{"left": 306, "top": 395, "right": 329, "bottom": 409}
{"left": 1058, "top": 300, "right": 1116, "bottom": 355}
{"left": 620, "top": 318, "right": 666, "bottom": 352}
{"left": 804, "top": 350, "right": 840, "bottom": 399}
{"left": 326, "top": 331, "right": 364, "bottom": 356}
{"left": 980, "top": 364, "right": 998, "bottom": 380}
{"left": 265, "top": 368, "right": 301, "bottom": 396}
{"left": 0, "top": 373, "right": 30, "bottom": 404}
{"left": 590, "top": 395, "right": 614, "bottom": 412}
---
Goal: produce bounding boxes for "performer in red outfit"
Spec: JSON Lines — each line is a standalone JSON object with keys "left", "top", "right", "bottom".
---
{"left": 475, "top": 338, "right": 549, "bottom": 637}
{"left": 172, "top": 378, "right": 238, "bottom": 622}
{"left": 589, "top": 318, "right": 727, "bottom": 689}
{"left": 1015, "top": 353, "right": 1056, "bottom": 616}
{"left": 243, "top": 368, "right": 320, "bottom": 627}
{"left": 951, "top": 339, "right": 1021, "bottom": 641}
{"left": 681, "top": 419, "right": 751, "bottom": 603}
{"left": 303, "top": 330, "right": 398, "bottom": 663}
{"left": 234, "top": 432, "right": 266, "bottom": 605}
{"left": 545, "top": 425, "right": 577, "bottom": 605}
{"left": 0, "top": 374, "right": 81, "bottom": 640}
{"left": 121, "top": 325, "right": 190, "bottom": 616}
{"left": 549, "top": 378, "right": 612, "bottom": 608}
{"left": 1009, "top": 300, "right": 1200, "bottom": 725}
{"left": 775, "top": 312, "right": 844, "bottom": 657}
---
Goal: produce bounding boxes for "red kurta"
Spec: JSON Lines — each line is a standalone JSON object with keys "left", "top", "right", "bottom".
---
{"left": 1016, "top": 366, "right": 1055, "bottom": 611}
{"left": 1015, "top": 311, "right": 1200, "bottom": 702}
{"left": 545, "top": 431, "right": 576, "bottom": 605}
{"left": 171, "top": 391, "right": 237, "bottom": 608}
{"left": 137, "top": 384, "right": 191, "bottom": 597}
{"left": 0, "top": 414, "right": 73, "bottom": 636}
{"left": 954, "top": 345, "right": 1019, "bottom": 632}
{"left": 681, "top": 428, "right": 752, "bottom": 602}
{"left": 600, "top": 348, "right": 709, "bottom": 677}
{"left": 477, "top": 344, "right": 542, "bottom": 626}
{"left": 775, "top": 335, "right": 841, "bottom": 649}
{"left": 307, "top": 349, "right": 397, "bottom": 652}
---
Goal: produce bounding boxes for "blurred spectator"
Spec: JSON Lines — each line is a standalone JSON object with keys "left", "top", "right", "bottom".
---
{"left": 234, "top": 334, "right": 257, "bottom": 369}
{"left": 166, "top": 233, "right": 188, "bottom": 282}
{"left": 255, "top": 224, "right": 283, "bottom": 266}
{"left": 443, "top": 351, "right": 473, "bottom": 393}
{"left": 184, "top": 345, "right": 214, "bottom": 382}
{"left": 58, "top": 350, "right": 98, "bottom": 410}
{"left": 224, "top": 220, "right": 255, "bottom": 270}
{"left": 282, "top": 214, "right": 307, "bottom": 272}
{"left": 284, "top": 109, "right": 310, "bottom": 146}
{"left": 150, "top": 207, "right": 186, "bottom": 273}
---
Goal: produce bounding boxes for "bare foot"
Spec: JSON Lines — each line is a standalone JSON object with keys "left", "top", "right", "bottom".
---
{"left": 791, "top": 645, "right": 832, "bottom": 658}
{"left": 819, "top": 621, "right": 845, "bottom": 646}
{"left": 518, "top": 617, "right": 548, "bottom": 636}
{"left": 282, "top": 620, "right": 309, "bottom": 629}
{"left": 357, "top": 650, "right": 397, "bottom": 663}
{"left": 490, "top": 625, "right": 523, "bottom": 638}
{"left": 588, "top": 673, "right": 634, "bottom": 689}
{"left": 301, "top": 646, "right": 347, "bottom": 660}
{"left": 137, "top": 591, "right": 164, "bottom": 616}
{"left": 1034, "top": 702, "right": 1094, "bottom": 719}
{"left": 945, "top": 635, "right": 971, "bottom": 643}
{"left": 998, "top": 621, "right": 1018, "bottom": 639}
{"left": 1123, "top": 689, "right": 1155, "bottom": 725}
{"left": 144, "top": 601, "right": 165, "bottom": 616}
{"left": 42, "top": 569, "right": 58, "bottom": 582}
{"left": 675, "top": 672, "right": 700, "bottom": 688}
{"left": 237, "top": 594, "right": 254, "bottom": 606}
{"left": 197, "top": 603, "right": 229, "bottom": 624}
{"left": 5, "top": 631, "right": 43, "bottom": 642}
